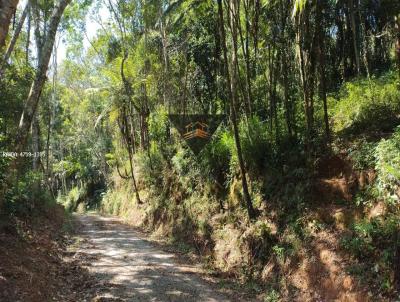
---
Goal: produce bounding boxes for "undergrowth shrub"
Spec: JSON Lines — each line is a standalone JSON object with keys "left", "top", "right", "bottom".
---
{"left": 201, "top": 124, "right": 231, "bottom": 184}
{"left": 171, "top": 146, "right": 204, "bottom": 195}
{"left": 57, "top": 186, "right": 86, "bottom": 213}
{"left": 348, "top": 140, "right": 377, "bottom": 170}
{"left": 135, "top": 146, "right": 165, "bottom": 188}
{"left": 340, "top": 122, "right": 400, "bottom": 294}
{"left": 375, "top": 126, "right": 400, "bottom": 203}
{"left": 331, "top": 71, "right": 400, "bottom": 135}
{"left": 101, "top": 187, "right": 125, "bottom": 215}
{"left": 341, "top": 215, "right": 399, "bottom": 292}
{"left": 203, "top": 117, "right": 274, "bottom": 184}
{"left": 4, "top": 171, "right": 55, "bottom": 216}
{"left": 242, "top": 221, "right": 277, "bottom": 265}
{"left": 239, "top": 116, "right": 272, "bottom": 175}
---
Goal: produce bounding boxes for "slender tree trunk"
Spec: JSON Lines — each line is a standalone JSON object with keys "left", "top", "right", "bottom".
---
{"left": 395, "top": 227, "right": 400, "bottom": 290}
{"left": 252, "top": 0, "right": 260, "bottom": 76}
{"left": 31, "top": 2, "right": 42, "bottom": 61}
{"left": 349, "top": 0, "right": 360, "bottom": 75}
{"left": 272, "top": 53, "right": 279, "bottom": 143}
{"left": 235, "top": 6, "right": 251, "bottom": 118}
{"left": 25, "top": 4, "right": 30, "bottom": 63}
{"left": 243, "top": 0, "right": 253, "bottom": 116}
{"left": 122, "top": 106, "right": 142, "bottom": 204}
{"left": 14, "top": 0, "right": 71, "bottom": 155}
{"left": 182, "top": 57, "right": 189, "bottom": 115}
{"left": 0, "top": 0, "right": 19, "bottom": 48}
{"left": 127, "top": 143, "right": 142, "bottom": 204}
{"left": 297, "top": 28, "right": 311, "bottom": 135}
{"left": 31, "top": 111, "right": 40, "bottom": 170}
{"left": 0, "top": 2, "right": 28, "bottom": 76}
{"left": 45, "top": 102, "right": 52, "bottom": 174}
{"left": 141, "top": 80, "right": 150, "bottom": 151}
{"left": 282, "top": 52, "right": 293, "bottom": 137}
{"left": 119, "top": 53, "right": 142, "bottom": 204}
{"left": 30, "top": 0, "right": 44, "bottom": 168}
{"left": 296, "top": 6, "right": 316, "bottom": 147}
{"left": 45, "top": 43, "right": 57, "bottom": 192}
{"left": 267, "top": 47, "right": 273, "bottom": 133}
{"left": 395, "top": 15, "right": 400, "bottom": 79}
{"left": 279, "top": 1, "right": 293, "bottom": 138}
{"left": 128, "top": 102, "right": 136, "bottom": 154}
{"left": 336, "top": 11, "right": 346, "bottom": 80}
{"left": 218, "top": 0, "right": 256, "bottom": 220}
{"left": 316, "top": 0, "right": 330, "bottom": 143}
{"left": 160, "top": 16, "right": 170, "bottom": 106}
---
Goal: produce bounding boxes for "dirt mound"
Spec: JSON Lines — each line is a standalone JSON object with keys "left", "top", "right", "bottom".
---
{"left": 316, "top": 155, "right": 354, "bottom": 179}
{"left": 0, "top": 205, "right": 95, "bottom": 302}
{"left": 315, "top": 155, "right": 361, "bottom": 202}
{"left": 287, "top": 229, "right": 368, "bottom": 301}
{"left": 314, "top": 154, "right": 377, "bottom": 203}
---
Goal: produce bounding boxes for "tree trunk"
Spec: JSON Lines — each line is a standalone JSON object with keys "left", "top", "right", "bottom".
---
{"left": 295, "top": 6, "right": 316, "bottom": 147}
{"left": 160, "top": 16, "right": 170, "bottom": 106}
{"left": 127, "top": 142, "right": 142, "bottom": 204}
{"left": 395, "top": 14, "right": 400, "bottom": 79}
{"left": 316, "top": 0, "right": 330, "bottom": 144}
{"left": 282, "top": 51, "right": 293, "bottom": 137}
{"left": 0, "top": 0, "right": 19, "bottom": 49}
{"left": 394, "top": 229, "right": 400, "bottom": 290}
{"left": 252, "top": 0, "right": 260, "bottom": 76}
{"left": 278, "top": 1, "right": 293, "bottom": 138}
{"left": 31, "top": 111, "right": 40, "bottom": 170}
{"left": 0, "top": 2, "right": 28, "bottom": 76}
{"left": 32, "top": 2, "right": 42, "bottom": 62}
{"left": 14, "top": 0, "right": 71, "bottom": 154}
{"left": 218, "top": 0, "right": 256, "bottom": 220}
{"left": 119, "top": 54, "right": 142, "bottom": 204}
{"left": 121, "top": 106, "right": 142, "bottom": 204}
{"left": 349, "top": 0, "right": 360, "bottom": 75}
{"left": 25, "top": 4, "right": 30, "bottom": 63}
{"left": 45, "top": 43, "right": 57, "bottom": 192}
{"left": 243, "top": 0, "right": 253, "bottom": 116}
{"left": 45, "top": 100, "right": 52, "bottom": 178}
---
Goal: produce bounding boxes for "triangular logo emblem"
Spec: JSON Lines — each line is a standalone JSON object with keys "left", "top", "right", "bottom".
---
{"left": 168, "top": 114, "right": 225, "bottom": 155}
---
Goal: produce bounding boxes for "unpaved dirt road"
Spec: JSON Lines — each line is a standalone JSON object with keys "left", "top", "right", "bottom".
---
{"left": 72, "top": 214, "right": 234, "bottom": 302}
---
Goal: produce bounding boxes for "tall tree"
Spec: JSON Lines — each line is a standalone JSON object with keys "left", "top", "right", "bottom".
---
{"left": 294, "top": 1, "right": 316, "bottom": 145}
{"left": 396, "top": 14, "right": 400, "bottom": 78}
{"left": 218, "top": 0, "right": 256, "bottom": 220}
{"left": 316, "top": 0, "right": 330, "bottom": 143}
{"left": 348, "top": 0, "right": 360, "bottom": 75}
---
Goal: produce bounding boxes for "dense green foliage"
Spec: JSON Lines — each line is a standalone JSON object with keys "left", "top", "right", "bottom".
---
{"left": 375, "top": 127, "right": 400, "bottom": 203}
{"left": 331, "top": 72, "right": 400, "bottom": 136}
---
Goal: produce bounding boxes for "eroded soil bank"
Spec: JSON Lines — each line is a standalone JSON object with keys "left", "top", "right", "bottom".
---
{"left": 0, "top": 205, "right": 94, "bottom": 302}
